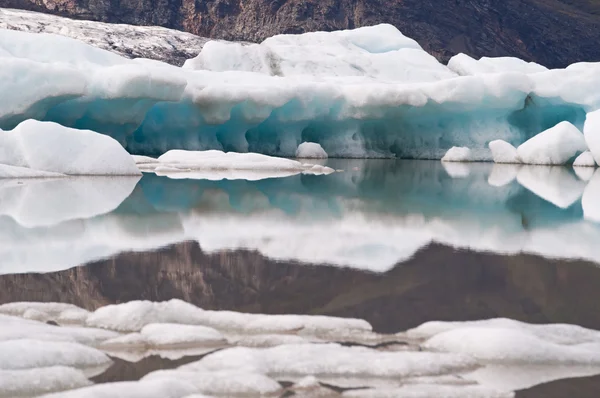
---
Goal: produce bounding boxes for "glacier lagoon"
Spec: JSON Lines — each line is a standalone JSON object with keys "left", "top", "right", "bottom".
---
{"left": 1, "top": 160, "right": 600, "bottom": 396}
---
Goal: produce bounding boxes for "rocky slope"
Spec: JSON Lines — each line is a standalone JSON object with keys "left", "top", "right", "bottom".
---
{"left": 1, "top": 0, "right": 600, "bottom": 68}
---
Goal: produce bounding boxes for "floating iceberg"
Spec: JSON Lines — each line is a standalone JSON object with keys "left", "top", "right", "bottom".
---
{"left": 448, "top": 54, "right": 548, "bottom": 76}
{"left": 0, "top": 367, "right": 91, "bottom": 397}
{"left": 441, "top": 147, "right": 472, "bottom": 162}
{"left": 295, "top": 142, "right": 328, "bottom": 159}
{"left": 1, "top": 24, "right": 599, "bottom": 159}
{"left": 516, "top": 122, "right": 587, "bottom": 165}
{"left": 573, "top": 151, "right": 597, "bottom": 167}
{"left": 0, "top": 120, "right": 141, "bottom": 176}
{"left": 584, "top": 109, "right": 600, "bottom": 164}
{"left": 489, "top": 140, "right": 520, "bottom": 164}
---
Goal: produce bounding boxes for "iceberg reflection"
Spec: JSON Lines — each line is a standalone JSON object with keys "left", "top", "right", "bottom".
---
{"left": 2, "top": 160, "right": 600, "bottom": 274}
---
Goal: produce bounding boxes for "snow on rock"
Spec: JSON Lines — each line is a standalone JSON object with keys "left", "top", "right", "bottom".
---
{"left": 448, "top": 54, "right": 547, "bottom": 76}
{"left": 573, "top": 151, "right": 597, "bottom": 167}
{"left": 584, "top": 110, "right": 600, "bottom": 164}
{"left": 0, "top": 120, "right": 141, "bottom": 176}
{"left": 582, "top": 169, "right": 600, "bottom": 223}
{"left": 39, "top": 379, "right": 199, "bottom": 398}
{"left": 441, "top": 147, "right": 472, "bottom": 163}
{"left": 516, "top": 166, "right": 586, "bottom": 208}
{"left": 0, "top": 8, "right": 209, "bottom": 66}
{"left": 342, "top": 385, "right": 513, "bottom": 398}
{"left": 142, "top": 369, "right": 283, "bottom": 396}
{"left": 182, "top": 343, "right": 478, "bottom": 378}
{"left": 296, "top": 142, "right": 329, "bottom": 159}
{"left": 0, "top": 367, "right": 91, "bottom": 397}
{"left": 489, "top": 140, "right": 520, "bottom": 164}
{"left": 516, "top": 122, "right": 587, "bottom": 165}
{"left": 0, "top": 339, "right": 111, "bottom": 373}
{"left": 424, "top": 327, "right": 600, "bottom": 365}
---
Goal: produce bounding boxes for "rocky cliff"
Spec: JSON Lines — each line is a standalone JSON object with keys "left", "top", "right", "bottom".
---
{"left": 1, "top": 0, "right": 600, "bottom": 68}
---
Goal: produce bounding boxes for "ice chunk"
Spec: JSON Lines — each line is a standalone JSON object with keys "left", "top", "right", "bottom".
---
{"left": 142, "top": 369, "right": 282, "bottom": 396}
{"left": 0, "top": 302, "right": 82, "bottom": 317}
{"left": 448, "top": 53, "right": 547, "bottom": 76}
{"left": 574, "top": 166, "right": 595, "bottom": 181}
{"left": 87, "top": 299, "right": 371, "bottom": 334}
{"left": 0, "top": 339, "right": 111, "bottom": 373}
{"left": 573, "top": 151, "right": 596, "bottom": 167}
{"left": 0, "top": 120, "right": 141, "bottom": 176}
{"left": 296, "top": 142, "right": 329, "bottom": 159}
{"left": 424, "top": 327, "right": 600, "bottom": 365}
{"left": 516, "top": 166, "right": 585, "bottom": 208}
{"left": 39, "top": 379, "right": 199, "bottom": 398}
{"left": 0, "top": 164, "right": 65, "bottom": 178}
{"left": 488, "top": 140, "right": 520, "bottom": 164}
{"left": 342, "top": 385, "right": 513, "bottom": 398}
{"left": 183, "top": 343, "right": 478, "bottom": 378}
{"left": 0, "top": 314, "right": 118, "bottom": 345}
{"left": 140, "top": 323, "right": 226, "bottom": 348}
{"left": 441, "top": 147, "right": 472, "bottom": 162}
{"left": 517, "top": 122, "right": 587, "bottom": 165}
{"left": 407, "top": 318, "right": 600, "bottom": 345}
{"left": 0, "top": 367, "right": 91, "bottom": 397}
{"left": 582, "top": 169, "right": 600, "bottom": 223}
{"left": 584, "top": 109, "right": 600, "bottom": 164}
{"left": 132, "top": 155, "right": 159, "bottom": 164}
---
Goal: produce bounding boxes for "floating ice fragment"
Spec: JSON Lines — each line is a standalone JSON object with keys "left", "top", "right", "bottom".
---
{"left": 584, "top": 110, "right": 600, "bottom": 164}
{"left": 448, "top": 53, "right": 547, "bottom": 76}
{"left": 142, "top": 369, "right": 283, "bottom": 396}
{"left": 342, "top": 385, "right": 513, "bottom": 398}
{"left": 132, "top": 155, "right": 159, "bottom": 164}
{"left": 38, "top": 379, "right": 199, "bottom": 398}
{"left": 573, "top": 151, "right": 596, "bottom": 167}
{"left": 0, "top": 367, "right": 91, "bottom": 397}
{"left": 183, "top": 343, "right": 478, "bottom": 378}
{"left": 517, "top": 122, "right": 587, "bottom": 165}
{"left": 140, "top": 323, "right": 227, "bottom": 348}
{"left": 0, "top": 120, "right": 141, "bottom": 176}
{"left": 424, "top": 327, "right": 600, "bottom": 365}
{"left": 0, "top": 164, "right": 65, "bottom": 178}
{"left": 296, "top": 142, "right": 328, "bottom": 159}
{"left": 488, "top": 140, "right": 520, "bottom": 164}
{"left": 0, "top": 339, "right": 111, "bottom": 374}
{"left": 441, "top": 147, "right": 472, "bottom": 163}
{"left": 582, "top": 169, "right": 600, "bottom": 223}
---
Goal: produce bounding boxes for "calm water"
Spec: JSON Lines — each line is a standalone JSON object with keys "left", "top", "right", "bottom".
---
{"left": 2, "top": 159, "right": 600, "bottom": 396}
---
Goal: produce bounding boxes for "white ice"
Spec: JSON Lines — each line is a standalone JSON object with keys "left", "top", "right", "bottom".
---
{"left": 39, "top": 379, "right": 200, "bottom": 398}
{"left": 516, "top": 166, "right": 585, "bottom": 208}
{"left": 0, "top": 120, "right": 141, "bottom": 176}
{"left": 517, "top": 122, "right": 587, "bottom": 165}
{"left": 0, "top": 367, "right": 91, "bottom": 397}
{"left": 296, "top": 142, "right": 329, "bottom": 159}
{"left": 584, "top": 109, "right": 600, "bottom": 164}
{"left": 489, "top": 140, "right": 520, "bottom": 164}
{"left": 448, "top": 53, "right": 547, "bottom": 76}
{"left": 101, "top": 323, "right": 226, "bottom": 349}
{"left": 342, "top": 385, "right": 513, "bottom": 398}
{"left": 582, "top": 169, "right": 600, "bottom": 223}
{"left": 573, "top": 151, "right": 596, "bottom": 167}
{"left": 441, "top": 147, "right": 472, "bottom": 162}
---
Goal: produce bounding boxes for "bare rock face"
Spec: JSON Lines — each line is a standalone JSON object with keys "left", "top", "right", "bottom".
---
{"left": 1, "top": 0, "right": 600, "bottom": 68}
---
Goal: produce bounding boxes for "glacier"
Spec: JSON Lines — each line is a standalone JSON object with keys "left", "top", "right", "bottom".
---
{"left": 1, "top": 15, "right": 600, "bottom": 159}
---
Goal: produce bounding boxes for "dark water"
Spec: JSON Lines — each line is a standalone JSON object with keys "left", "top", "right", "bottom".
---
{"left": 2, "top": 159, "right": 600, "bottom": 395}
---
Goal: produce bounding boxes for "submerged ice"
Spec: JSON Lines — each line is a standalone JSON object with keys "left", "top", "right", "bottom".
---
{"left": 1, "top": 19, "right": 599, "bottom": 159}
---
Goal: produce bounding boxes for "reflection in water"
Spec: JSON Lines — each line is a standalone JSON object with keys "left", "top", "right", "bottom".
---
{"left": 1, "top": 160, "right": 600, "bottom": 274}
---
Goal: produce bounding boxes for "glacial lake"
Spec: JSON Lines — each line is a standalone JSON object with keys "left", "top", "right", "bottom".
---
{"left": 2, "top": 159, "right": 600, "bottom": 397}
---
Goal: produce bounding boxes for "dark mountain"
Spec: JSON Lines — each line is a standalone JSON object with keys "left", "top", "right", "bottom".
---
{"left": 1, "top": 0, "right": 600, "bottom": 68}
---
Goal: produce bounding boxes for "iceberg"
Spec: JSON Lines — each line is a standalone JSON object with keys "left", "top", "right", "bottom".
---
{"left": 296, "top": 142, "right": 328, "bottom": 159}
{"left": 1, "top": 25, "right": 599, "bottom": 159}
{"left": 0, "top": 367, "right": 91, "bottom": 397}
{"left": 573, "top": 151, "right": 597, "bottom": 167}
{"left": 441, "top": 147, "right": 472, "bottom": 162}
{"left": 0, "top": 120, "right": 141, "bottom": 176}
{"left": 516, "top": 122, "right": 587, "bottom": 165}
{"left": 448, "top": 54, "right": 548, "bottom": 76}
{"left": 584, "top": 109, "right": 600, "bottom": 164}
{"left": 489, "top": 140, "right": 520, "bottom": 164}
